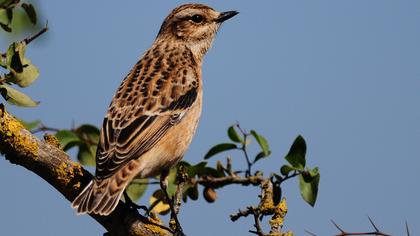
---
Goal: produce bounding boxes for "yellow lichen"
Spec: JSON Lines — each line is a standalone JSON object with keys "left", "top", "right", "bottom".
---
{"left": 55, "top": 161, "right": 84, "bottom": 190}
{"left": 44, "top": 133, "right": 60, "bottom": 148}
{"left": 0, "top": 105, "right": 38, "bottom": 159}
{"left": 269, "top": 198, "right": 287, "bottom": 231}
{"left": 257, "top": 179, "right": 293, "bottom": 236}
{"left": 259, "top": 179, "right": 275, "bottom": 212}
{"left": 269, "top": 198, "right": 293, "bottom": 236}
{"left": 56, "top": 162, "right": 71, "bottom": 186}
{"left": 70, "top": 162, "right": 83, "bottom": 190}
{"left": 142, "top": 212, "right": 167, "bottom": 235}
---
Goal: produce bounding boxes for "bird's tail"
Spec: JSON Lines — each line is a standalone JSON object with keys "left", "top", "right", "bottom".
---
{"left": 71, "top": 178, "right": 125, "bottom": 216}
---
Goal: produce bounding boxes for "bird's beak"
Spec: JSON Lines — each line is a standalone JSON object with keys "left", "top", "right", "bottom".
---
{"left": 216, "top": 11, "right": 239, "bottom": 23}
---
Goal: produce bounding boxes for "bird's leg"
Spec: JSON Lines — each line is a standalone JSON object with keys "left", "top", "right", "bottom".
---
{"left": 123, "top": 190, "right": 149, "bottom": 214}
{"left": 160, "top": 169, "right": 185, "bottom": 236}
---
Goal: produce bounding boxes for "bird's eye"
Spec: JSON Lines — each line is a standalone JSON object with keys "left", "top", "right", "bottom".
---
{"left": 190, "top": 14, "right": 203, "bottom": 23}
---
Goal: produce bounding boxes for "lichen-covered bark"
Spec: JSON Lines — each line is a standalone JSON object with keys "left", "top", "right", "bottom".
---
{"left": 0, "top": 104, "right": 172, "bottom": 236}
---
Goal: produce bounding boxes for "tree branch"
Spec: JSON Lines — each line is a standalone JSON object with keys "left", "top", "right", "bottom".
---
{"left": 190, "top": 173, "right": 264, "bottom": 189}
{"left": 230, "top": 180, "right": 291, "bottom": 236}
{"left": 0, "top": 104, "right": 172, "bottom": 236}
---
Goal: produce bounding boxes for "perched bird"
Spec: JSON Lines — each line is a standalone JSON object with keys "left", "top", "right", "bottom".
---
{"left": 72, "top": 2, "right": 238, "bottom": 221}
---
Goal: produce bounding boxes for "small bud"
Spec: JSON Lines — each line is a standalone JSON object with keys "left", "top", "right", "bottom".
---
{"left": 203, "top": 187, "right": 217, "bottom": 203}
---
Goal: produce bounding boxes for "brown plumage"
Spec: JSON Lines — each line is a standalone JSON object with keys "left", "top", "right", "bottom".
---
{"left": 72, "top": 3, "right": 238, "bottom": 218}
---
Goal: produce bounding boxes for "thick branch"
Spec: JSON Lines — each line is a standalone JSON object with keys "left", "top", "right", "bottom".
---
{"left": 0, "top": 104, "right": 172, "bottom": 236}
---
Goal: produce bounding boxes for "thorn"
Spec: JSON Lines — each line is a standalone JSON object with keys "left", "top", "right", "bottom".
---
{"left": 331, "top": 220, "right": 345, "bottom": 233}
{"left": 405, "top": 220, "right": 410, "bottom": 236}
{"left": 305, "top": 229, "right": 317, "bottom": 236}
{"left": 23, "top": 26, "right": 48, "bottom": 45}
{"left": 248, "top": 230, "right": 258, "bottom": 235}
{"left": 367, "top": 216, "right": 380, "bottom": 232}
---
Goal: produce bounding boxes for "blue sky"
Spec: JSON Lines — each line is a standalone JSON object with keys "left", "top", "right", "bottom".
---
{"left": 1, "top": 1, "right": 419, "bottom": 235}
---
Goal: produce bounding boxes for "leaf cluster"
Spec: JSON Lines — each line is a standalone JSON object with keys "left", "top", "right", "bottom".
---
{"left": 0, "top": 0, "right": 37, "bottom": 32}
{"left": 55, "top": 125, "right": 100, "bottom": 166}
{"left": 206, "top": 125, "right": 320, "bottom": 207}
{"left": 1, "top": 11, "right": 46, "bottom": 107}
{"left": 0, "top": 40, "right": 40, "bottom": 106}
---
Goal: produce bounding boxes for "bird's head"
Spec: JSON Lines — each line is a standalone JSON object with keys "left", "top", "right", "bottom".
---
{"left": 156, "top": 4, "right": 238, "bottom": 58}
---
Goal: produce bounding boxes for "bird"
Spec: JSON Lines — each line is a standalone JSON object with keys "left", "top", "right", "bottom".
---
{"left": 71, "top": 3, "right": 238, "bottom": 231}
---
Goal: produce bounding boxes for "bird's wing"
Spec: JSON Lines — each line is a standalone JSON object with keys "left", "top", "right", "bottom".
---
{"left": 95, "top": 50, "right": 199, "bottom": 179}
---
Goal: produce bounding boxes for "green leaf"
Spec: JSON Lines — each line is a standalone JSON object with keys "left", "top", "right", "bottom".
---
{"left": 284, "top": 135, "right": 306, "bottom": 169}
{"left": 186, "top": 185, "right": 199, "bottom": 201}
{"left": 186, "top": 161, "right": 206, "bottom": 178}
{"left": 253, "top": 150, "right": 272, "bottom": 163}
{"left": 0, "top": 0, "right": 19, "bottom": 9}
{"left": 0, "top": 8, "right": 12, "bottom": 32}
{"left": 280, "top": 164, "right": 295, "bottom": 176}
{"left": 0, "top": 84, "right": 39, "bottom": 107}
{"left": 227, "top": 125, "right": 243, "bottom": 143}
{"left": 6, "top": 42, "right": 26, "bottom": 73}
{"left": 17, "top": 119, "right": 40, "bottom": 131}
{"left": 309, "top": 167, "right": 319, "bottom": 177}
{"left": 165, "top": 167, "right": 178, "bottom": 197}
{"left": 75, "top": 124, "right": 100, "bottom": 145}
{"left": 204, "top": 143, "right": 237, "bottom": 159}
{"left": 5, "top": 6, "right": 12, "bottom": 20}
{"left": 7, "top": 58, "right": 39, "bottom": 87}
{"left": 272, "top": 183, "right": 282, "bottom": 206}
{"left": 250, "top": 130, "right": 270, "bottom": 156}
{"left": 0, "top": 22, "right": 11, "bottom": 32}
{"left": 21, "top": 3, "right": 36, "bottom": 24}
{"left": 10, "top": 47, "right": 23, "bottom": 73}
{"left": 198, "top": 167, "right": 224, "bottom": 178}
{"left": 77, "top": 143, "right": 96, "bottom": 166}
{"left": 302, "top": 167, "right": 320, "bottom": 183}
{"left": 55, "top": 130, "right": 81, "bottom": 150}
{"left": 126, "top": 179, "right": 148, "bottom": 202}
{"left": 0, "top": 9, "right": 10, "bottom": 25}
{"left": 299, "top": 171, "right": 320, "bottom": 207}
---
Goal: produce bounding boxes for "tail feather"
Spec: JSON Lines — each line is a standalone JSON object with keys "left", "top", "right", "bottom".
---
{"left": 71, "top": 179, "right": 125, "bottom": 216}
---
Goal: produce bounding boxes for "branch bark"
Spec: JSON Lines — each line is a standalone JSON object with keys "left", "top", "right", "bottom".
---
{"left": 0, "top": 104, "right": 172, "bottom": 236}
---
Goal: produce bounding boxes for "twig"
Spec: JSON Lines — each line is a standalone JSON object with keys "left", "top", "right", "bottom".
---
{"left": 190, "top": 173, "right": 264, "bottom": 189}
{"left": 231, "top": 206, "right": 265, "bottom": 235}
{"left": 252, "top": 210, "right": 265, "bottom": 236}
{"left": 367, "top": 216, "right": 379, "bottom": 232}
{"left": 305, "top": 230, "right": 318, "bottom": 236}
{"left": 230, "top": 206, "right": 259, "bottom": 222}
{"left": 331, "top": 220, "right": 345, "bottom": 234}
{"left": 242, "top": 133, "right": 252, "bottom": 177}
{"left": 276, "top": 171, "right": 299, "bottom": 185}
{"left": 130, "top": 179, "right": 160, "bottom": 185}
{"left": 331, "top": 218, "right": 392, "bottom": 236}
{"left": 23, "top": 23, "right": 48, "bottom": 45}
{"left": 236, "top": 123, "right": 253, "bottom": 177}
{"left": 31, "top": 123, "right": 59, "bottom": 134}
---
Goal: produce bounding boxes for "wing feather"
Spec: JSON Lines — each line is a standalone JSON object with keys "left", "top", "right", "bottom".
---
{"left": 95, "top": 46, "right": 199, "bottom": 179}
